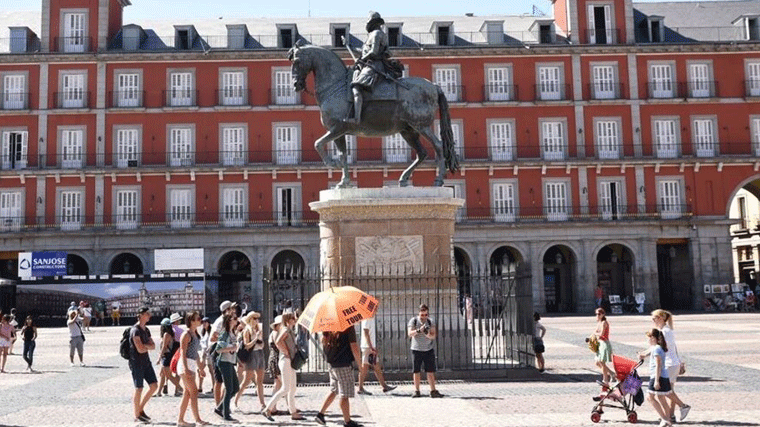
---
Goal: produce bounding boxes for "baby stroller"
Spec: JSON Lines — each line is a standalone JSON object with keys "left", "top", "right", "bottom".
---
{"left": 591, "top": 355, "right": 644, "bottom": 423}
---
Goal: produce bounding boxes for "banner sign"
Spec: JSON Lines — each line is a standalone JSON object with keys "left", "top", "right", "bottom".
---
{"left": 154, "top": 248, "right": 204, "bottom": 272}
{"left": 18, "top": 251, "right": 68, "bottom": 278}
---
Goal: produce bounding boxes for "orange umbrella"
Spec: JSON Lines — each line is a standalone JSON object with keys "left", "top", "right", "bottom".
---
{"left": 297, "top": 286, "right": 378, "bottom": 333}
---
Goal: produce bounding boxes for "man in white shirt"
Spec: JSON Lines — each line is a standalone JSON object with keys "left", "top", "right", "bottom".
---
{"left": 357, "top": 316, "right": 396, "bottom": 394}
{"left": 111, "top": 300, "right": 122, "bottom": 326}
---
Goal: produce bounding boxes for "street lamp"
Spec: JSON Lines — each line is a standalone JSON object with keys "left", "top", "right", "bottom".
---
{"left": 611, "top": 252, "right": 618, "bottom": 263}
{"left": 555, "top": 252, "right": 563, "bottom": 265}
{"left": 123, "top": 259, "right": 130, "bottom": 273}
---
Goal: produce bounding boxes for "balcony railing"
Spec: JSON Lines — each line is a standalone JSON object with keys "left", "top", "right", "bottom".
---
{"left": 0, "top": 203, "right": 693, "bottom": 234}
{"left": 483, "top": 84, "right": 518, "bottom": 102}
{"left": 438, "top": 85, "right": 466, "bottom": 103}
{"left": 163, "top": 89, "right": 198, "bottom": 107}
{"left": 581, "top": 28, "right": 623, "bottom": 45}
{"left": 744, "top": 79, "right": 760, "bottom": 98}
{"left": 55, "top": 36, "right": 92, "bottom": 53}
{"left": 586, "top": 83, "right": 626, "bottom": 100}
{"left": 646, "top": 82, "right": 685, "bottom": 99}
{"left": 1, "top": 92, "right": 30, "bottom": 110}
{"left": 268, "top": 88, "right": 301, "bottom": 106}
{"left": 534, "top": 83, "right": 571, "bottom": 101}
{"left": 686, "top": 80, "right": 719, "bottom": 98}
{"left": 55, "top": 91, "right": 90, "bottom": 109}
{"left": 109, "top": 90, "right": 145, "bottom": 108}
{"left": 217, "top": 89, "right": 251, "bottom": 107}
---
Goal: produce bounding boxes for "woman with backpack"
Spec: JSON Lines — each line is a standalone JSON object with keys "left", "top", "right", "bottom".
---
{"left": 155, "top": 318, "right": 182, "bottom": 397}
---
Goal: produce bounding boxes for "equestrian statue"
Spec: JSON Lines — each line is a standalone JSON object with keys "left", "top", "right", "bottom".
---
{"left": 288, "top": 11, "right": 459, "bottom": 188}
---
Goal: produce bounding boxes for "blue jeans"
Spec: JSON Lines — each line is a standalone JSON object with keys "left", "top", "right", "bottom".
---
{"left": 216, "top": 361, "right": 239, "bottom": 418}
{"left": 23, "top": 340, "right": 35, "bottom": 368}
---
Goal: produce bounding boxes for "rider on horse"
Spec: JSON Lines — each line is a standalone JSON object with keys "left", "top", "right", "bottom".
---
{"left": 347, "top": 11, "right": 401, "bottom": 124}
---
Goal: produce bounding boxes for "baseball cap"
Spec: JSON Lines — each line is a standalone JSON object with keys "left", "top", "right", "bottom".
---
{"left": 160, "top": 318, "right": 171, "bottom": 326}
{"left": 219, "top": 300, "right": 232, "bottom": 312}
{"left": 137, "top": 306, "right": 150, "bottom": 315}
{"left": 201, "top": 317, "right": 210, "bottom": 323}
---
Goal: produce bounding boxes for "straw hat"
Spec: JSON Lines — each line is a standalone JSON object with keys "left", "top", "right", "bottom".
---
{"left": 270, "top": 315, "right": 282, "bottom": 329}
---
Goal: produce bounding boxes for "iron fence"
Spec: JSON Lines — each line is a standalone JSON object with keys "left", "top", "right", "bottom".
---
{"left": 261, "top": 265, "right": 534, "bottom": 375}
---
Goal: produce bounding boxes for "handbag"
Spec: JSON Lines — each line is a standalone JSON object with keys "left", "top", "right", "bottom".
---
{"left": 76, "top": 322, "right": 86, "bottom": 342}
{"left": 237, "top": 340, "right": 252, "bottom": 363}
{"left": 290, "top": 348, "right": 307, "bottom": 370}
{"left": 170, "top": 348, "right": 181, "bottom": 373}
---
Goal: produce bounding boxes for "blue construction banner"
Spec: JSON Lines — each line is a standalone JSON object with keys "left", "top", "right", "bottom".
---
{"left": 18, "top": 251, "right": 68, "bottom": 278}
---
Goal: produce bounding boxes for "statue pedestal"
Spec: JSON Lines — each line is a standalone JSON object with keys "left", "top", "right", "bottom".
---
{"left": 309, "top": 187, "right": 470, "bottom": 371}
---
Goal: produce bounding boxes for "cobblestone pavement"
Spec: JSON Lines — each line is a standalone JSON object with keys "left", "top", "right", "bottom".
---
{"left": 0, "top": 312, "right": 758, "bottom": 427}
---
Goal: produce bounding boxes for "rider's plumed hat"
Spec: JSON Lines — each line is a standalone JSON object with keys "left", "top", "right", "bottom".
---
{"left": 366, "top": 11, "right": 385, "bottom": 32}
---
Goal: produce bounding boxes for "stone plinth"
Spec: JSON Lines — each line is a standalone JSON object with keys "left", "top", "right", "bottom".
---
{"left": 309, "top": 187, "right": 464, "bottom": 278}
{"left": 309, "top": 187, "right": 470, "bottom": 370}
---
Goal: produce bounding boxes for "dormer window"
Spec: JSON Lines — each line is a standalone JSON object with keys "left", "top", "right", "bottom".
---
{"left": 9, "top": 27, "right": 39, "bottom": 53}
{"left": 122, "top": 25, "right": 145, "bottom": 51}
{"left": 174, "top": 26, "right": 197, "bottom": 50}
{"left": 386, "top": 23, "right": 403, "bottom": 47}
{"left": 61, "top": 11, "right": 88, "bottom": 52}
{"left": 587, "top": 4, "right": 615, "bottom": 44}
{"left": 431, "top": 22, "right": 454, "bottom": 46}
{"left": 734, "top": 15, "right": 760, "bottom": 41}
{"left": 530, "top": 19, "right": 556, "bottom": 44}
{"left": 227, "top": 24, "right": 249, "bottom": 49}
{"left": 277, "top": 24, "right": 298, "bottom": 48}
{"left": 330, "top": 24, "right": 350, "bottom": 48}
{"left": 647, "top": 16, "right": 664, "bottom": 42}
{"left": 480, "top": 21, "right": 504, "bottom": 45}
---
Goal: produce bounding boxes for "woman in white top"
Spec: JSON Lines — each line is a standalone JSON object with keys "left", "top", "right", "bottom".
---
{"left": 81, "top": 302, "right": 93, "bottom": 332}
{"left": 533, "top": 312, "right": 546, "bottom": 373}
{"left": 651, "top": 309, "right": 691, "bottom": 423}
{"left": 67, "top": 311, "right": 85, "bottom": 366}
{"left": 234, "top": 311, "right": 267, "bottom": 411}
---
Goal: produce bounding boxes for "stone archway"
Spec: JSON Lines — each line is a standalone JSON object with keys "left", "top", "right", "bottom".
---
{"left": 543, "top": 245, "right": 575, "bottom": 313}
{"left": 217, "top": 251, "right": 252, "bottom": 309}
{"left": 269, "top": 250, "right": 307, "bottom": 315}
{"left": 66, "top": 254, "right": 89, "bottom": 275}
{"left": 110, "top": 253, "right": 144, "bottom": 275}
{"left": 596, "top": 244, "right": 635, "bottom": 311}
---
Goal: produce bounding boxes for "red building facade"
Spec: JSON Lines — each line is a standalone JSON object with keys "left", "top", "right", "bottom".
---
{"left": 1, "top": 0, "right": 759, "bottom": 313}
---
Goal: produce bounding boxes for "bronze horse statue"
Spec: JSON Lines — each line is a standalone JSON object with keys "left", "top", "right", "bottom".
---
{"left": 288, "top": 42, "right": 459, "bottom": 187}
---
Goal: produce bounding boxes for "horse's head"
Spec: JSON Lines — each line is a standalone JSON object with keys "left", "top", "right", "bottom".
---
{"left": 287, "top": 39, "right": 310, "bottom": 93}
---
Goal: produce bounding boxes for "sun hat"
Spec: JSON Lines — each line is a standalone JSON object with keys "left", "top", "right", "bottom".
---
{"left": 170, "top": 313, "right": 182, "bottom": 323}
{"left": 270, "top": 315, "right": 283, "bottom": 329}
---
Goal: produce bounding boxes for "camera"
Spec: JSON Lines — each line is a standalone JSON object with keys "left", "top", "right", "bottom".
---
{"left": 368, "top": 353, "right": 376, "bottom": 365}
{"left": 255, "top": 339, "right": 263, "bottom": 345}
{"left": 417, "top": 325, "right": 430, "bottom": 335}
{"left": 585, "top": 337, "right": 591, "bottom": 343}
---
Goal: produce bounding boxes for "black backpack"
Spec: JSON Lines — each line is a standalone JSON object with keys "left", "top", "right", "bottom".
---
{"left": 119, "top": 327, "right": 132, "bottom": 360}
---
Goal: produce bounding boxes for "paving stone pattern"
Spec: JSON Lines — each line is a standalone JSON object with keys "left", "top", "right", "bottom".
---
{"left": 0, "top": 313, "right": 758, "bottom": 426}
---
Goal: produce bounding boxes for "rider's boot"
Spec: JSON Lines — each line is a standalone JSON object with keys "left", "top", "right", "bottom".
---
{"left": 346, "top": 87, "right": 362, "bottom": 124}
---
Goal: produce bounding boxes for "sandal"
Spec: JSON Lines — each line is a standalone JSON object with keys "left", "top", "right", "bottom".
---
{"left": 291, "top": 412, "right": 306, "bottom": 421}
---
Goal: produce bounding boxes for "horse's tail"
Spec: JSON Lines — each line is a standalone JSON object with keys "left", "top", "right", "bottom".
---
{"left": 437, "top": 87, "right": 460, "bottom": 174}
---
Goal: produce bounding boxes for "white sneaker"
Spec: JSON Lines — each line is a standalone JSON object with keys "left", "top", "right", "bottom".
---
{"left": 80, "top": 362, "right": 86, "bottom": 367}
{"left": 70, "top": 362, "right": 75, "bottom": 367}
{"left": 680, "top": 405, "right": 691, "bottom": 421}
{"left": 658, "top": 419, "right": 672, "bottom": 427}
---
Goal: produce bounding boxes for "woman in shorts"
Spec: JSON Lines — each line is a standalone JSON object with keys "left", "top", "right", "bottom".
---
{"left": 593, "top": 308, "right": 615, "bottom": 385}
{"left": 0, "top": 314, "right": 13, "bottom": 373}
{"left": 640, "top": 328, "right": 674, "bottom": 427}
{"left": 533, "top": 312, "right": 546, "bottom": 373}
{"left": 651, "top": 309, "right": 691, "bottom": 422}
{"left": 177, "top": 311, "right": 208, "bottom": 427}
{"left": 235, "top": 311, "right": 266, "bottom": 411}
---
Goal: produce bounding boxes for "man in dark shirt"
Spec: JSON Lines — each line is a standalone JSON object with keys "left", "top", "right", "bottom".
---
{"left": 315, "top": 325, "right": 363, "bottom": 427}
{"left": 130, "top": 306, "right": 157, "bottom": 423}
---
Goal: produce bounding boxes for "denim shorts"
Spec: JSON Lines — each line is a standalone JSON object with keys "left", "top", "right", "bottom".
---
{"left": 130, "top": 360, "right": 158, "bottom": 389}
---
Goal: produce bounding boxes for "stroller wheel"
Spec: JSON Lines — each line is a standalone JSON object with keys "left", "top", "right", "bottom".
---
{"left": 591, "top": 412, "right": 602, "bottom": 423}
{"left": 627, "top": 411, "right": 638, "bottom": 423}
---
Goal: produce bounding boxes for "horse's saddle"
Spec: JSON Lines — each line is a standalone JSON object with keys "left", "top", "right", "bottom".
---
{"left": 344, "top": 72, "right": 401, "bottom": 103}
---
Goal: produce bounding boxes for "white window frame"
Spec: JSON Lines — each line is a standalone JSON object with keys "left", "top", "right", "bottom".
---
{"left": 687, "top": 62, "right": 713, "bottom": 98}
{"left": 167, "top": 70, "right": 194, "bottom": 107}
{"left": 61, "top": 10, "right": 87, "bottom": 52}
{"left": 57, "top": 188, "right": 84, "bottom": 231}
{"left": 1, "top": 129, "right": 28, "bottom": 170}
{"left": 445, "top": 180, "right": 466, "bottom": 222}
{"left": 2, "top": 73, "right": 27, "bottom": 110}
{"left": 220, "top": 69, "right": 247, "bottom": 106}
{"left": 594, "top": 118, "right": 621, "bottom": 159}
{"left": 751, "top": 116, "right": 760, "bottom": 156}
{"left": 656, "top": 178, "right": 684, "bottom": 219}
{"left": 652, "top": 117, "right": 680, "bottom": 159}
{"left": 167, "top": 125, "right": 195, "bottom": 167}
{"left": 327, "top": 134, "right": 357, "bottom": 164}
{"left": 691, "top": 116, "right": 717, "bottom": 158}
{"left": 540, "top": 119, "right": 567, "bottom": 161}
{"left": 220, "top": 184, "right": 247, "bottom": 227}
{"left": 491, "top": 180, "right": 517, "bottom": 223}
{"left": 272, "top": 68, "right": 298, "bottom": 105}
{"left": 383, "top": 133, "right": 410, "bottom": 163}
{"left": 273, "top": 123, "right": 301, "bottom": 165}
{"left": 113, "top": 186, "right": 140, "bottom": 230}
{"left": 0, "top": 189, "right": 24, "bottom": 231}
{"left": 598, "top": 178, "right": 625, "bottom": 220}
{"left": 60, "top": 71, "right": 86, "bottom": 108}
{"left": 648, "top": 62, "right": 675, "bottom": 98}
{"left": 167, "top": 186, "right": 195, "bottom": 229}
{"left": 113, "top": 126, "right": 141, "bottom": 168}
{"left": 487, "top": 119, "right": 516, "bottom": 161}
{"left": 746, "top": 60, "right": 760, "bottom": 97}
{"left": 536, "top": 64, "right": 564, "bottom": 101}
{"left": 273, "top": 183, "right": 302, "bottom": 226}
{"left": 485, "top": 64, "right": 513, "bottom": 102}
{"left": 433, "top": 65, "right": 461, "bottom": 102}
{"left": 220, "top": 124, "right": 247, "bottom": 166}
{"left": 58, "top": 127, "right": 85, "bottom": 168}
{"left": 114, "top": 70, "right": 142, "bottom": 108}
{"left": 590, "top": 63, "right": 618, "bottom": 99}
{"left": 544, "top": 180, "right": 570, "bottom": 221}
{"left": 587, "top": 3, "right": 614, "bottom": 44}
